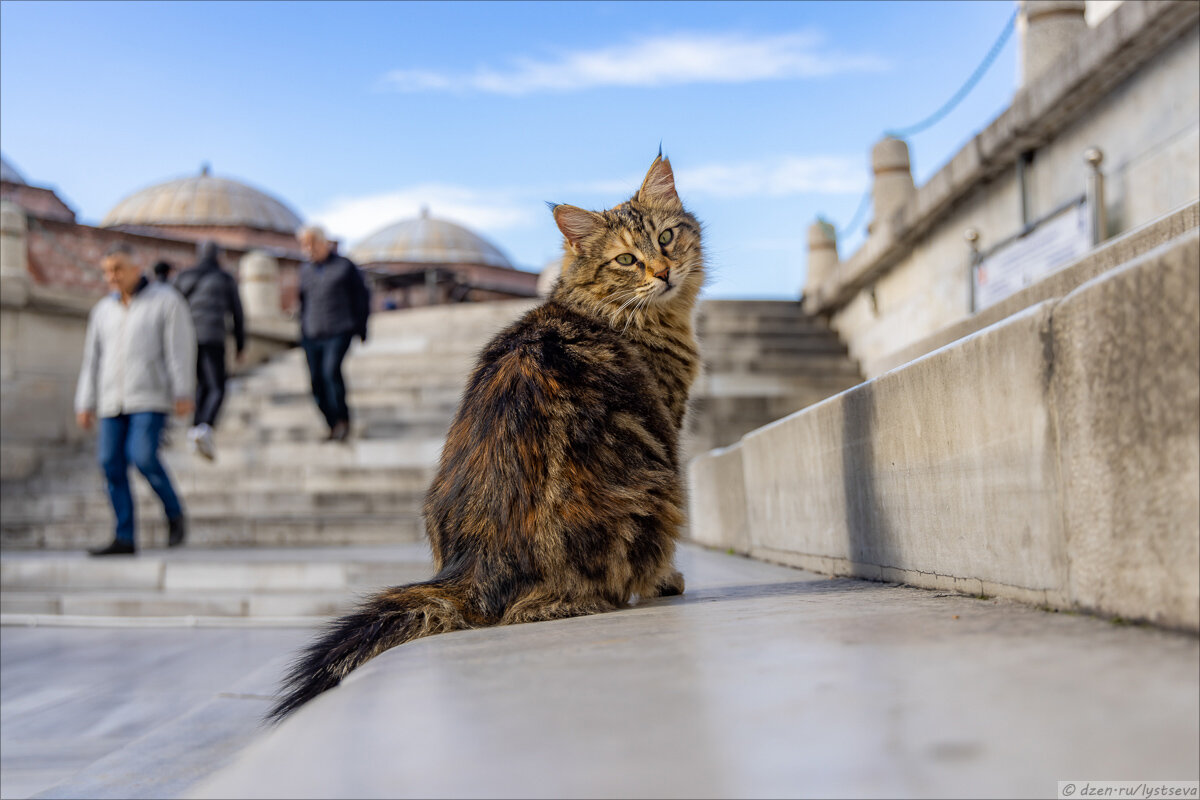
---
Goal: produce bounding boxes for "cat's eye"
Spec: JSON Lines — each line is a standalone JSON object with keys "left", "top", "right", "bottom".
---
{"left": 615, "top": 253, "right": 636, "bottom": 266}
{"left": 658, "top": 229, "right": 674, "bottom": 246}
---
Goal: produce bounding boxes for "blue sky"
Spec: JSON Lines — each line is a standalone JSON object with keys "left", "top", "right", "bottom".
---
{"left": 0, "top": 0, "right": 1019, "bottom": 298}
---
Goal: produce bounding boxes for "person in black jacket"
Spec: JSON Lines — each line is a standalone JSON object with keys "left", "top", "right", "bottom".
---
{"left": 174, "top": 241, "right": 245, "bottom": 460}
{"left": 297, "top": 226, "right": 370, "bottom": 442}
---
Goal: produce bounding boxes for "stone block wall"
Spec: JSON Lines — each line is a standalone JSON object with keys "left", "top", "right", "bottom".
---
{"left": 691, "top": 230, "right": 1199, "bottom": 630}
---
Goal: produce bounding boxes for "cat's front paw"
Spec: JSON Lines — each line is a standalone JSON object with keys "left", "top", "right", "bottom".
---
{"left": 654, "top": 569, "right": 685, "bottom": 598}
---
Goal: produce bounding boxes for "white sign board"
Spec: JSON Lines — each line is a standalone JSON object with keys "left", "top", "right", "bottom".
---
{"left": 973, "top": 201, "right": 1092, "bottom": 311}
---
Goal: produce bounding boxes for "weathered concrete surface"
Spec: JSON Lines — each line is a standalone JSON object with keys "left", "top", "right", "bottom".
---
{"left": 745, "top": 300, "right": 1067, "bottom": 601}
{"left": 190, "top": 545, "right": 1199, "bottom": 799}
{"left": 687, "top": 444, "right": 749, "bottom": 553}
{"left": 1051, "top": 229, "right": 1200, "bottom": 628}
{"left": 691, "top": 231, "right": 1200, "bottom": 629}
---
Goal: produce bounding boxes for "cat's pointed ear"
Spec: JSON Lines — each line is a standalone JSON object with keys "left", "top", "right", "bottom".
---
{"left": 551, "top": 204, "right": 601, "bottom": 254}
{"left": 636, "top": 154, "right": 679, "bottom": 206}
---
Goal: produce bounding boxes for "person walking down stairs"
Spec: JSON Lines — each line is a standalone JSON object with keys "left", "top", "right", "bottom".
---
{"left": 74, "top": 242, "right": 196, "bottom": 556}
{"left": 297, "top": 225, "right": 370, "bottom": 443}
{"left": 174, "top": 241, "right": 245, "bottom": 461}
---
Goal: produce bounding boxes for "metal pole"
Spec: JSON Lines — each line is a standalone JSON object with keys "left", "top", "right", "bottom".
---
{"left": 965, "top": 228, "right": 981, "bottom": 313}
{"left": 1085, "top": 148, "right": 1107, "bottom": 246}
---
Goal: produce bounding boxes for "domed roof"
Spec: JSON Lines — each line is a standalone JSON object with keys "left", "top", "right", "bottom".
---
{"left": 350, "top": 208, "right": 513, "bottom": 269}
{"left": 1, "top": 154, "right": 26, "bottom": 184}
{"left": 101, "top": 165, "right": 302, "bottom": 234}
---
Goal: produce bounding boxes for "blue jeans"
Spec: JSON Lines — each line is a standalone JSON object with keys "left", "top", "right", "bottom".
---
{"left": 302, "top": 333, "right": 354, "bottom": 429}
{"left": 98, "top": 413, "right": 184, "bottom": 544}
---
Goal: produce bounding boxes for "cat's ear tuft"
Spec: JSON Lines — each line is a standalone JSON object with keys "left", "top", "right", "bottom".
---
{"left": 552, "top": 204, "right": 601, "bottom": 254}
{"left": 637, "top": 154, "right": 679, "bottom": 206}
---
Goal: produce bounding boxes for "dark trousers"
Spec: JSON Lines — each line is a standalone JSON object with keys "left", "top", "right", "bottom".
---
{"left": 194, "top": 343, "right": 227, "bottom": 428}
{"left": 302, "top": 332, "right": 354, "bottom": 429}
{"left": 98, "top": 413, "right": 183, "bottom": 544}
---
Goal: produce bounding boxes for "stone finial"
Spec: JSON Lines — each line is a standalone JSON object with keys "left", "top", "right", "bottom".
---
{"left": 1019, "top": 0, "right": 1087, "bottom": 88}
{"left": 805, "top": 218, "right": 839, "bottom": 297}
{"left": 870, "top": 137, "right": 916, "bottom": 234}
{"left": 0, "top": 200, "right": 30, "bottom": 306}
{"left": 238, "top": 250, "right": 282, "bottom": 319}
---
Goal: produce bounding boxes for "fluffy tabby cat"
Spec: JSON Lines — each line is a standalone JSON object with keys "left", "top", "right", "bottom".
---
{"left": 268, "top": 154, "right": 704, "bottom": 720}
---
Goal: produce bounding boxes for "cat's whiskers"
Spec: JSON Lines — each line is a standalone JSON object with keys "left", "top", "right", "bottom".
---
{"left": 608, "top": 290, "right": 644, "bottom": 329}
{"left": 622, "top": 291, "right": 652, "bottom": 334}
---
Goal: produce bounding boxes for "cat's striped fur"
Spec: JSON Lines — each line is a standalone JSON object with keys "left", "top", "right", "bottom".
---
{"left": 268, "top": 155, "right": 704, "bottom": 720}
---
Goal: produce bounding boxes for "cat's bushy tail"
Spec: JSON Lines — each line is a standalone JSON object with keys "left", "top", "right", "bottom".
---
{"left": 266, "top": 574, "right": 477, "bottom": 722}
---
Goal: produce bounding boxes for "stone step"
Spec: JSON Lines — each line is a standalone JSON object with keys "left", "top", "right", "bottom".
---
{"left": 3, "top": 461, "right": 437, "bottom": 496}
{"left": 702, "top": 353, "right": 860, "bottom": 376}
{"left": 218, "top": 401, "right": 457, "bottom": 429}
{"left": 1, "top": 589, "right": 367, "bottom": 618}
{"left": 220, "top": 386, "right": 466, "bottom": 412}
{"left": 700, "top": 336, "right": 849, "bottom": 356}
{"left": 696, "top": 371, "right": 860, "bottom": 398}
{"left": 0, "top": 487, "right": 426, "bottom": 525}
{"left": 214, "top": 418, "right": 452, "bottom": 445}
{"left": 0, "top": 546, "right": 432, "bottom": 592}
{"left": 81, "top": 437, "right": 447, "bottom": 471}
{"left": 0, "top": 544, "right": 437, "bottom": 618}
{"left": 2, "top": 515, "right": 425, "bottom": 550}
{"left": 696, "top": 316, "right": 831, "bottom": 336}
{"left": 697, "top": 298, "right": 811, "bottom": 316}
{"left": 225, "top": 372, "right": 471, "bottom": 397}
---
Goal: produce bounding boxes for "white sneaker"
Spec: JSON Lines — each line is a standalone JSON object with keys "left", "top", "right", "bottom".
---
{"left": 186, "top": 425, "right": 201, "bottom": 455}
{"left": 194, "top": 424, "right": 216, "bottom": 461}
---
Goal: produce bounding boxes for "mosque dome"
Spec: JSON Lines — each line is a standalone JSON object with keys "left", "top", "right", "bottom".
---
{"left": 101, "top": 165, "right": 302, "bottom": 234}
{"left": 350, "top": 208, "right": 514, "bottom": 269}
{"left": 1, "top": 154, "right": 27, "bottom": 184}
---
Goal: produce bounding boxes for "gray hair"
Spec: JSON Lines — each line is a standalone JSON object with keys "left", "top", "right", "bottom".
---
{"left": 104, "top": 241, "right": 135, "bottom": 258}
{"left": 298, "top": 225, "right": 327, "bottom": 242}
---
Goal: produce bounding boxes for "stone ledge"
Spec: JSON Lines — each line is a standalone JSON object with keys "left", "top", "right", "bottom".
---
{"left": 692, "top": 229, "right": 1200, "bottom": 630}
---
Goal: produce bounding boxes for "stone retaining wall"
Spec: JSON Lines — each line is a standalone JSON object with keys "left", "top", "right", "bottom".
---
{"left": 690, "top": 229, "right": 1199, "bottom": 630}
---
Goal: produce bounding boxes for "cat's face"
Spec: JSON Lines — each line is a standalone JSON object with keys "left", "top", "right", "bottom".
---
{"left": 552, "top": 156, "right": 703, "bottom": 324}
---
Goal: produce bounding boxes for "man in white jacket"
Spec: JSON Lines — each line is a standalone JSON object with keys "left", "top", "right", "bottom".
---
{"left": 75, "top": 242, "right": 197, "bottom": 556}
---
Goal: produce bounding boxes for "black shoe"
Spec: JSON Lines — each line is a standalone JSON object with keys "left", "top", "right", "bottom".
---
{"left": 167, "top": 515, "right": 188, "bottom": 548}
{"left": 89, "top": 539, "right": 136, "bottom": 557}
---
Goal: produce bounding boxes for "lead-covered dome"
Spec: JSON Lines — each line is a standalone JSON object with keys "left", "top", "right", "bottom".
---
{"left": 350, "top": 208, "right": 513, "bottom": 268}
{"left": 101, "top": 166, "right": 302, "bottom": 234}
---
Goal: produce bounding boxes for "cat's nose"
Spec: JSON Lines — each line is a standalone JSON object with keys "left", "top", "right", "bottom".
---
{"left": 653, "top": 266, "right": 671, "bottom": 283}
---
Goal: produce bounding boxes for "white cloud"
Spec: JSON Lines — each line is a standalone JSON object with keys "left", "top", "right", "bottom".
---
{"left": 576, "top": 155, "right": 867, "bottom": 199}
{"left": 679, "top": 155, "right": 867, "bottom": 197}
{"left": 380, "top": 30, "right": 886, "bottom": 95}
{"left": 307, "top": 184, "right": 539, "bottom": 247}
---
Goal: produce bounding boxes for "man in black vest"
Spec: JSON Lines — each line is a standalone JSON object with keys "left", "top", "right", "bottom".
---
{"left": 175, "top": 241, "right": 245, "bottom": 460}
{"left": 297, "top": 226, "right": 370, "bottom": 442}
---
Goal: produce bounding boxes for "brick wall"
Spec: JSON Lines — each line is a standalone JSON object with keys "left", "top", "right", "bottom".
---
{"left": 23, "top": 217, "right": 303, "bottom": 313}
